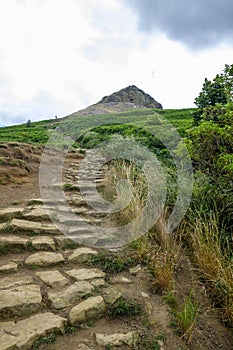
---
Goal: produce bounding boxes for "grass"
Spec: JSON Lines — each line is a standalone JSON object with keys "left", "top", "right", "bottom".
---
{"left": 148, "top": 214, "right": 182, "bottom": 294}
{"left": 0, "top": 108, "right": 194, "bottom": 146}
{"left": 107, "top": 298, "right": 143, "bottom": 318}
{"left": 174, "top": 294, "right": 198, "bottom": 341}
{"left": 183, "top": 210, "right": 233, "bottom": 325}
{"left": 89, "top": 252, "right": 136, "bottom": 273}
{"left": 32, "top": 334, "right": 57, "bottom": 349}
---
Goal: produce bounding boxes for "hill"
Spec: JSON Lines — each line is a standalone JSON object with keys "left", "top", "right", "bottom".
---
{"left": 66, "top": 85, "right": 162, "bottom": 117}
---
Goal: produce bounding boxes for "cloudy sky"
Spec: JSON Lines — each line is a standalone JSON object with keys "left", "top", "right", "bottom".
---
{"left": 0, "top": 0, "right": 233, "bottom": 126}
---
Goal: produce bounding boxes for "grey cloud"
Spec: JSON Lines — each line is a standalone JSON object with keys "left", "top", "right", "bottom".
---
{"left": 122, "top": 0, "right": 233, "bottom": 49}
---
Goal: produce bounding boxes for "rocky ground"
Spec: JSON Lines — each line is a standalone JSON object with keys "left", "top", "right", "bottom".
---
{"left": 0, "top": 144, "right": 232, "bottom": 350}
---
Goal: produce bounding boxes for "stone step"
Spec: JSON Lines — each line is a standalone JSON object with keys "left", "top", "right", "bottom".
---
{"left": 68, "top": 247, "right": 98, "bottom": 263}
{"left": 25, "top": 252, "right": 65, "bottom": 267}
{"left": 0, "top": 284, "right": 42, "bottom": 319}
{"left": 35, "top": 270, "right": 69, "bottom": 288}
{"left": 66, "top": 268, "right": 105, "bottom": 282}
{"left": 23, "top": 207, "right": 53, "bottom": 221}
{"left": 0, "top": 235, "right": 30, "bottom": 252}
{"left": 11, "top": 219, "right": 61, "bottom": 235}
{"left": 47, "top": 281, "right": 94, "bottom": 309}
{"left": 0, "top": 235, "right": 56, "bottom": 253}
{"left": 0, "top": 312, "right": 66, "bottom": 350}
{"left": 95, "top": 331, "right": 139, "bottom": 348}
{"left": 69, "top": 295, "right": 105, "bottom": 325}
{"left": 0, "top": 275, "right": 34, "bottom": 290}
{"left": 0, "top": 262, "right": 18, "bottom": 275}
{"left": 0, "top": 207, "right": 25, "bottom": 222}
{"left": 54, "top": 235, "right": 80, "bottom": 249}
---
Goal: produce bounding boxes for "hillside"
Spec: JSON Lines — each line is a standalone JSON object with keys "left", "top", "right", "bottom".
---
{"left": 0, "top": 85, "right": 232, "bottom": 350}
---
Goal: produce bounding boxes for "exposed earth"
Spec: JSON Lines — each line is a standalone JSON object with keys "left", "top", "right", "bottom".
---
{"left": 0, "top": 143, "right": 232, "bottom": 350}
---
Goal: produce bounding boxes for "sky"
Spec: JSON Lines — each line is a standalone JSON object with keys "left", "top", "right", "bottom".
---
{"left": 0, "top": 0, "right": 233, "bottom": 126}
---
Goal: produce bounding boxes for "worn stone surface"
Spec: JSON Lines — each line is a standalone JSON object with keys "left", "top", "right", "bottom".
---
{"left": 54, "top": 235, "right": 79, "bottom": 249}
{"left": 66, "top": 268, "right": 105, "bottom": 282}
{"left": 0, "top": 312, "right": 66, "bottom": 350}
{"left": 0, "top": 207, "right": 24, "bottom": 221}
{"left": 95, "top": 331, "right": 139, "bottom": 347}
{"left": 0, "top": 275, "right": 34, "bottom": 290}
{"left": 48, "top": 281, "right": 94, "bottom": 309}
{"left": 0, "top": 235, "right": 29, "bottom": 248}
{"left": 23, "top": 207, "right": 52, "bottom": 221}
{"left": 25, "top": 252, "right": 64, "bottom": 267}
{"left": 0, "top": 262, "right": 18, "bottom": 274}
{"left": 90, "top": 278, "right": 106, "bottom": 287}
{"left": 109, "top": 276, "right": 133, "bottom": 284}
{"left": 76, "top": 345, "right": 92, "bottom": 350}
{"left": 102, "top": 288, "right": 123, "bottom": 305}
{"left": 35, "top": 270, "right": 69, "bottom": 288}
{"left": 69, "top": 296, "right": 105, "bottom": 324}
{"left": 31, "top": 236, "right": 56, "bottom": 251}
{"left": 0, "top": 284, "right": 42, "bottom": 318}
{"left": 129, "top": 264, "right": 142, "bottom": 275}
{"left": 68, "top": 247, "right": 98, "bottom": 263}
{"left": 11, "top": 218, "right": 60, "bottom": 235}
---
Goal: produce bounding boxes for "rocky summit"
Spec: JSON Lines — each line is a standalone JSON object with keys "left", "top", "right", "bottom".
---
{"left": 68, "top": 85, "right": 162, "bottom": 117}
{"left": 99, "top": 85, "right": 163, "bottom": 109}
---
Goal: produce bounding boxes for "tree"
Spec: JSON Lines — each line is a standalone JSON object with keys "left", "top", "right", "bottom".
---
{"left": 194, "top": 64, "right": 233, "bottom": 108}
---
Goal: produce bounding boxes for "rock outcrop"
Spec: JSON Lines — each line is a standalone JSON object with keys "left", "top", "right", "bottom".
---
{"left": 99, "top": 85, "right": 162, "bottom": 109}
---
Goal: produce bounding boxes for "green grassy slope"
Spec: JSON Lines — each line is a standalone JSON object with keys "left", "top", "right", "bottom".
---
{"left": 0, "top": 108, "right": 195, "bottom": 145}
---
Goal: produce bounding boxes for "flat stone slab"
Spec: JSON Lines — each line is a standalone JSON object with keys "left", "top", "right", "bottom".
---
{"left": 68, "top": 247, "right": 98, "bottom": 263}
{"left": 0, "top": 262, "right": 18, "bottom": 274}
{"left": 25, "top": 252, "right": 64, "bottom": 267}
{"left": 0, "top": 235, "right": 30, "bottom": 250}
{"left": 31, "top": 236, "right": 56, "bottom": 251}
{"left": 0, "top": 284, "right": 42, "bottom": 318}
{"left": 23, "top": 207, "right": 52, "bottom": 221}
{"left": 54, "top": 235, "right": 79, "bottom": 249}
{"left": 69, "top": 296, "right": 105, "bottom": 324}
{"left": 0, "top": 312, "right": 66, "bottom": 350}
{"left": 35, "top": 270, "right": 69, "bottom": 288}
{"left": 11, "top": 219, "right": 60, "bottom": 235}
{"left": 66, "top": 268, "right": 105, "bottom": 282}
{"left": 102, "top": 288, "right": 123, "bottom": 305}
{"left": 109, "top": 276, "right": 133, "bottom": 284}
{"left": 95, "top": 331, "right": 139, "bottom": 348}
{"left": 0, "top": 275, "right": 34, "bottom": 290}
{"left": 48, "top": 281, "right": 94, "bottom": 309}
{"left": 0, "top": 207, "right": 24, "bottom": 222}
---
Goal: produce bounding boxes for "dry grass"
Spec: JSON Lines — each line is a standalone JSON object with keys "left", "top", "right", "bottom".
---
{"left": 149, "top": 213, "right": 183, "bottom": 294}
{"left": 184, "top": 211, "right": 233, "bottom": 325}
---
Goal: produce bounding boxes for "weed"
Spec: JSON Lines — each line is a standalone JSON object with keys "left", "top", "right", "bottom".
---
{"left": 107, "top": 298, "right": 142, "bottom": 318}
{"left": 89, "top": 252, "right": 135, "bottom": 273}
{"left": 0, "top": 242, "right": 8, "bottom": 254}
{"left": 64, "top": 325, "right": 78, "bottom": 334}
{"left": 174, "top": 293, "right": 198, "bottom": 341}
{"left": 32, "top": 334, "right": 57, "bottom": 349}
{"left": 11, "top": 200, "right": 21, "bottom": 205}
{"left": 163, "top": 291, "right": 178, "bottom": 309}
{"left": 63, "top": 183, "right": 78, "bottom": 191}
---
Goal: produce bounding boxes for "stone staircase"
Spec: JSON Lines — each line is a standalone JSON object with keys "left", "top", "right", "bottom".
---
{"left": 0, "top": 151, "right": 144, "bottom": 350}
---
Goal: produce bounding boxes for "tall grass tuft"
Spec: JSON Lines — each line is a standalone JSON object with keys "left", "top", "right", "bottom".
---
{"left": 184, "top": 210, "right": 233, "bottom": 325}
